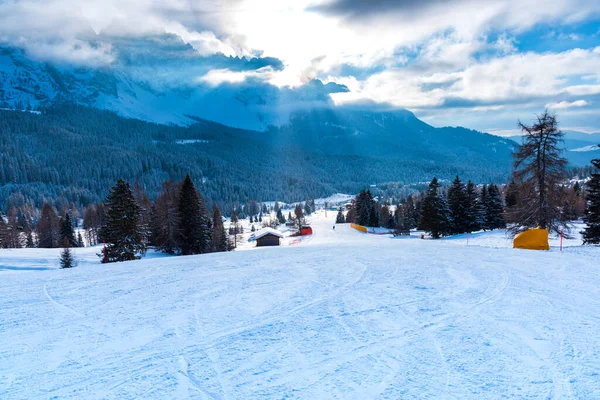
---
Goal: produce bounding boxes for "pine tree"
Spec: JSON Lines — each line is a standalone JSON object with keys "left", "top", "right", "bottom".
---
{"left": 447, "top": 176, "right": 468, "bottom": 234}
{"left": 582, "top": 155, "right": 600, "bottom": 244}
{"left": 99, "top": 179, "right": 146, "bottom": 262}
{"left": 355, "top": 190, "right": 375, "bottom": 226}
{"left": 212, "top": 205, "right": 229, "bottom": 252}
{"left": 418, "top": 177, "right": 450, "bottom": 239}
{"left": 485, "top": 184, "right": 506, "bottom": 230}
{"left": 177, "top": 174, "right": 211, "bottom": 255}
{"left": 59, "top": 243, "right": 77, "bottom": 269}
{"left": 276, "top": 208, "right": 286, "bottom": 224}
{"left": 335, "top": 207, "right": 345, "bottom": 223}
{"left": 476, "top": 185, "right": 489, "bottom": 230}
{"left": 369, "top": 202, "right": 380, "bottom": 227}
{"left": 294, "top": 204, "right": 304, "bottom": 228}
{"left": 464, "top": 181, "right": 480, "bottom": 232}
{"left": 60, "top": 214, "right": 78, "bottom": 247}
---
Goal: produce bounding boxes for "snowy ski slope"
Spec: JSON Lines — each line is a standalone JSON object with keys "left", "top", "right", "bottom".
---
{"left": 1, "top": 212, "right": 599, "bottom": 399}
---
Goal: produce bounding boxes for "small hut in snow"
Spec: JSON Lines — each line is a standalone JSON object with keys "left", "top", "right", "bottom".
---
{"left": 255, "top": 227, "right": 284, "bottom": 247}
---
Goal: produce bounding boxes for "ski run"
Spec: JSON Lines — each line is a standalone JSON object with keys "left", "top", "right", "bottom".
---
{"left": 1, "top": 210, "right": 599, "bottom": 399}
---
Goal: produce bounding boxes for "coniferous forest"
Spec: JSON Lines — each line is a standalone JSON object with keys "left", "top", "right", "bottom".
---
{"left": 0, "top": 104, "right": 514, "bottom": 211}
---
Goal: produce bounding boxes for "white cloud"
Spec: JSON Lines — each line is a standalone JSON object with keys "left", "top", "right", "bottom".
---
{"left": 546, "top": 100, "right": 590, "bottom": 109}
{"left": 198, "top": 67, "right": 274, "bottom": 86}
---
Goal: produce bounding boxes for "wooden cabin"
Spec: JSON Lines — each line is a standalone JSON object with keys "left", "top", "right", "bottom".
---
{"left": 255, "top": 227, "right": 284, "bottom": 247}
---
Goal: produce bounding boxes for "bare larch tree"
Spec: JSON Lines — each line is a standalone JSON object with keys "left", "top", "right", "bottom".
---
{"left": 509, "top": 110, "right": 568, "bottom": 235}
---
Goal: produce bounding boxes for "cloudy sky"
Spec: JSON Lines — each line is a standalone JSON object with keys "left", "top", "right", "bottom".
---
{"left": 1, "top": 0, "right": 600, "bottom": 134}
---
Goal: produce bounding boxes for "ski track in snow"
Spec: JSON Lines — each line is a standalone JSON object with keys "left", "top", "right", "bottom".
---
{"left": 0, "top": 212, "right": 599, "bottom": 399}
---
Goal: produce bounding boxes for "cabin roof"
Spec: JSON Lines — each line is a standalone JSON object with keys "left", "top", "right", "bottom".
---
{"left": 254, "top": 227, "right": 284, "bottom": 240}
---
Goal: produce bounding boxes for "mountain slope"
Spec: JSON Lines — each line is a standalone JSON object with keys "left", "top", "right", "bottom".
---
{"left": 0, "top": 105, "right": 515, "bottom": 208}
{"left": 508, "top": 131, "right": 600, "bottom": 166}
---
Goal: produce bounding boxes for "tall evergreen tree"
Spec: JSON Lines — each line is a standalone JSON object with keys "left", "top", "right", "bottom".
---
{"left": 582, "top": 153, "right": 600, "bottom": 244}
{"left": 476, "top": 185, "right": 489, "bottom": 230}
{"left": 464, "top": 181, "right": 481, "bottom": 232}
{"left": 447, "top": 176, "right": 468, "bottom": 234}
{"left": 355, "top": 190, "right": 376, "bottom": 226}
{"left": 485, "top": 184, "right": 506, "bottom": 230}
{"left": 212, "top": 205, "right": 229, "bottom": 252}
{"left": 99, "top": 179, "right": 146, "bottom": 262}
{"left": 418, "top": 177, "right": 450, "bottom": 239}
{"left": 177, "top": 175, "right": 211, "bottom": 255}
{"left": 60, "top": 214, "right": 78, "bottom": 248}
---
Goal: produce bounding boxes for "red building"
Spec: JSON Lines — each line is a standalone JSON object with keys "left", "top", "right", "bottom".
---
{"left": 300, "top": 226, "right": 313, "bottom": 236}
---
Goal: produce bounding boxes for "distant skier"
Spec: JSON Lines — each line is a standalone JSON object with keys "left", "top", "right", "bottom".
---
{"left": 333, "top": 225, "right": 335, "bottom": 231}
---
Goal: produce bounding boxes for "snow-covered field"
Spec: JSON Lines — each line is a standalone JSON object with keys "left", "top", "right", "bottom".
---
{"left": 1, "top": 212, "right": 599, "bottom": 399}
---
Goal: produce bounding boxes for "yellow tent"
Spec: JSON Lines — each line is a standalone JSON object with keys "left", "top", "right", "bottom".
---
{"left": 513, "top": 228, "right": 550, "bottom": 250}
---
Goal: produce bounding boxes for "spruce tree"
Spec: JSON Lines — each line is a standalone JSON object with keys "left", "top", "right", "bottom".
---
{"left": 418, "top": 178, "right": 451, "bottom": 239}
{"left": 177, "top": 174, "right": 211, "bottom": 255}
{"left": 582, "top": 155, "right": 600, "bottom": 244}
{"left": 476, "top": 185, "right": 489, "bottom": 230}
{"left": 355, "top": 190, "right": 375, "bottom": 226}
{"left": 464, "top": 181, "right": 480, "bottom": 232}
{"left": 60, "top": 214, "right": 78, "bottom": 248}
{"left": 212, "top": 205, "right": 229, "bottom": 252}
{"left": 276, "top": 208, "right": 286, "bottom": 224}
{"left": 335, "top": 207, "right": 345, "bottom": 223}
{"left": 485, "top": 184, "right": 506, "bottom": 230}
{"left": 99, "top": 179, "right": 146, "bottom": 262}
{"left": 59, "top": 244, "right": 77, "bottom": 269}
{"left": 447, "top": 176, "right": 468, "bottom": 234}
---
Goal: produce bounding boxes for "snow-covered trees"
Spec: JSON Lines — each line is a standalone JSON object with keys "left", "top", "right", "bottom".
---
{"left": 582, "top": 152, "right": 600, "bottom": 244}
{"left": 511, "top": 110, "right": 568, "bottom": 235}
{"left": 99, "top": 179, "right": 146, "bottom": 262}
{"left": 419, "top": 178, "right": 450, "bottom": 239}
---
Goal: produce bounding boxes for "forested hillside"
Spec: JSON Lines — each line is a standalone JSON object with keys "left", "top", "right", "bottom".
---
{"left": 0, "top": 105, "right": 514, "bottom": 209}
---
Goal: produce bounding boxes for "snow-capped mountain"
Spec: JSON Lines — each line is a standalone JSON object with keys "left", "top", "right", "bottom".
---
{"left": 0, "top": 38, "right": 348, "bottom": 130}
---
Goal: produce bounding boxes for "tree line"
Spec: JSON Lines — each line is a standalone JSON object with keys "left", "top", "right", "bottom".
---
{"left": 337, "top": 110, "right": 599, "bottom": 244}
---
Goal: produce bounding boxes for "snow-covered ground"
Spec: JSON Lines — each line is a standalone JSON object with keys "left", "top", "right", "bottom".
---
{"left": 1, "top": 212, "right": 599, "bottom": 399}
